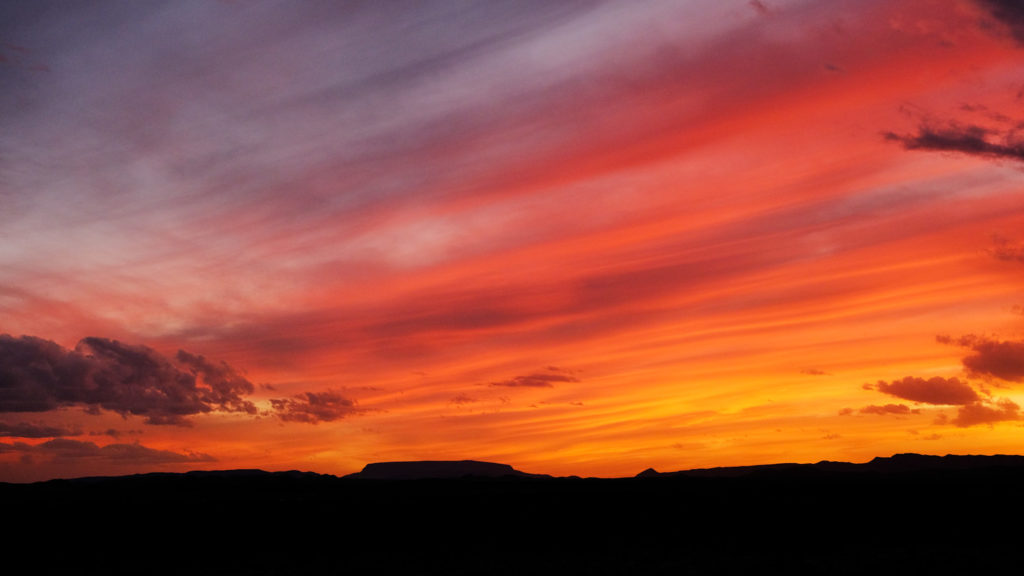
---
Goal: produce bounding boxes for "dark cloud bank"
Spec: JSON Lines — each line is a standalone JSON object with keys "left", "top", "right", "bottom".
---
{"left": 0, "top": 421, "right": 79, "bottom": 438}
{"left": 977, "top": 0, "right": 1024, "bottom": 44}
{"left": 0, "top": 334, "right": 256, "bottom": 426}
{"left": 0, "top": 438, "right": 214, "bottom": 464}
{"left": 1, "top": 333, "right": 366, "bottom": 428}
{"left": 270, "top": 391, "right": 363, "bottom": 424}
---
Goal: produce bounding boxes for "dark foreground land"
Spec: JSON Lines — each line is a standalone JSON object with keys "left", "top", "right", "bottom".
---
{"left": 4, "top": 454, "right": 1023, "bottom": 575}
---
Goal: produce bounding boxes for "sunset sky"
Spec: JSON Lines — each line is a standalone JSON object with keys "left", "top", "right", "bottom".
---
{"left": 2, "top": 0, "right": 1024, "bottom": 482}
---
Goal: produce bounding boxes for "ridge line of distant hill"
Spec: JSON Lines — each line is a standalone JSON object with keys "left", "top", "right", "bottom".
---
{"left": 7, "top": 452, "right": 1024, "bottom": 485}
{"left": 634, "top": 452, "right": 1024, "bottom": 478}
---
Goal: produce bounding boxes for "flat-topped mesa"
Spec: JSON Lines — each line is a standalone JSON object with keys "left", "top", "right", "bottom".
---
{"left": 349, "top": 460, "right": 533, "bottom": 480}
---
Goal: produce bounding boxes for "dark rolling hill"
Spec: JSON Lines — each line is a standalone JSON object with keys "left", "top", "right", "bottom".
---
{"left": 637, "top": 452, "right": 1024, "bottom": 477}
{"left": 4, "top": 454, "right": 1023, "bottom": 575}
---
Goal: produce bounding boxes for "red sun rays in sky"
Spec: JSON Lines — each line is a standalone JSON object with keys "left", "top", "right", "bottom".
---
{"left": 2, "top": 0, "right": 1024, "bottom": 482}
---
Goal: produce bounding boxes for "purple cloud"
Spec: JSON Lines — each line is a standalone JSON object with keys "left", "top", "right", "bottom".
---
{"left": 0, "top": 438, "right": 215, "bottom": 464}
{"left": 490, "top": 372, "right": 579, "bottom": 388}
{"left": 0, "top": 421, "right": 80, "bottom": 438}
{"left": 270, "top": 391, "right": 363, "bottom": 424}
{"left": 0, "top": 334, "right": 256, "bottom": 425}
{"left": 976, "top": 0, "right": 1024, "bottom": 45}
{"left": 884, "top": 123, "right": 1024, "bottom": 163}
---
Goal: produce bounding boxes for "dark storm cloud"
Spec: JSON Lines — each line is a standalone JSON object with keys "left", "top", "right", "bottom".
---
{"left": 0, "top": 421, "right": 80, "bottom": 438}
{"left": 0, "top": 334, "right": 256, "bottom": 425}
{"left": 975, "top": 0, "right": 1024, "bottom": 44}
{"left": 937, "top": 334, "right": 1024, "bottom": 382}
{"left": 952, "top": 398, "right": 1021, "bottom": 427}
{"left": 270, "top": 391, "right": 363, "bottom": 424}
{"left": 872, "top": 376, "right": 981, "bottom": 405}
{"left": 859, "top": 404, "right": 920, "bottom": 416}
{"left": 175, "top": 350, "right": 257, "bottom": 414}
{"left": 0, "top": 438, "right": 215, "bottom": 463}
{"left": 883, "top": 124, "right": 1024, "bottom": 163}
{"left": 0, "top": 334, "right": 86, "bottom": 412}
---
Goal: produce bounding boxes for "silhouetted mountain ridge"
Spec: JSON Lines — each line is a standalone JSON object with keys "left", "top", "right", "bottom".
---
{"left": 635, "top": 452, "right": 1024, "bottom": 478}
{"left": 6, "top": 452, "right": 1024, "bottom": 574}
{"left": 8, "top": 452, "right": 1024, "bottom": 485}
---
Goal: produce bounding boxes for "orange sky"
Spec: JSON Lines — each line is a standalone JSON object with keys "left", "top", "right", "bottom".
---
{"left": 2, "top": 0, "right": 1024, "bottom": 482}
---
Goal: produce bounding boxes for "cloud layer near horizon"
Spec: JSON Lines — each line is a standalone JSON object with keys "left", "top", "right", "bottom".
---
{"left": 0, "top": 438, "right": 215, "bottom": 465}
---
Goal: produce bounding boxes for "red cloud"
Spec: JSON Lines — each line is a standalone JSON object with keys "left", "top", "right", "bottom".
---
{"left": 874, "top": 376, "right": 980, "bottom": 405}
{"left": 952, "top": 398, "right": 1021, "bottom": 427}
{"left": 270, "top": 391, "right": 363, "bottom": 424}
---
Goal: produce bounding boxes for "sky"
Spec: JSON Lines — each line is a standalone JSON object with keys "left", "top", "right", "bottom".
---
{"left": 2, "top": 0, "right": 1023, "bottom": 482}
